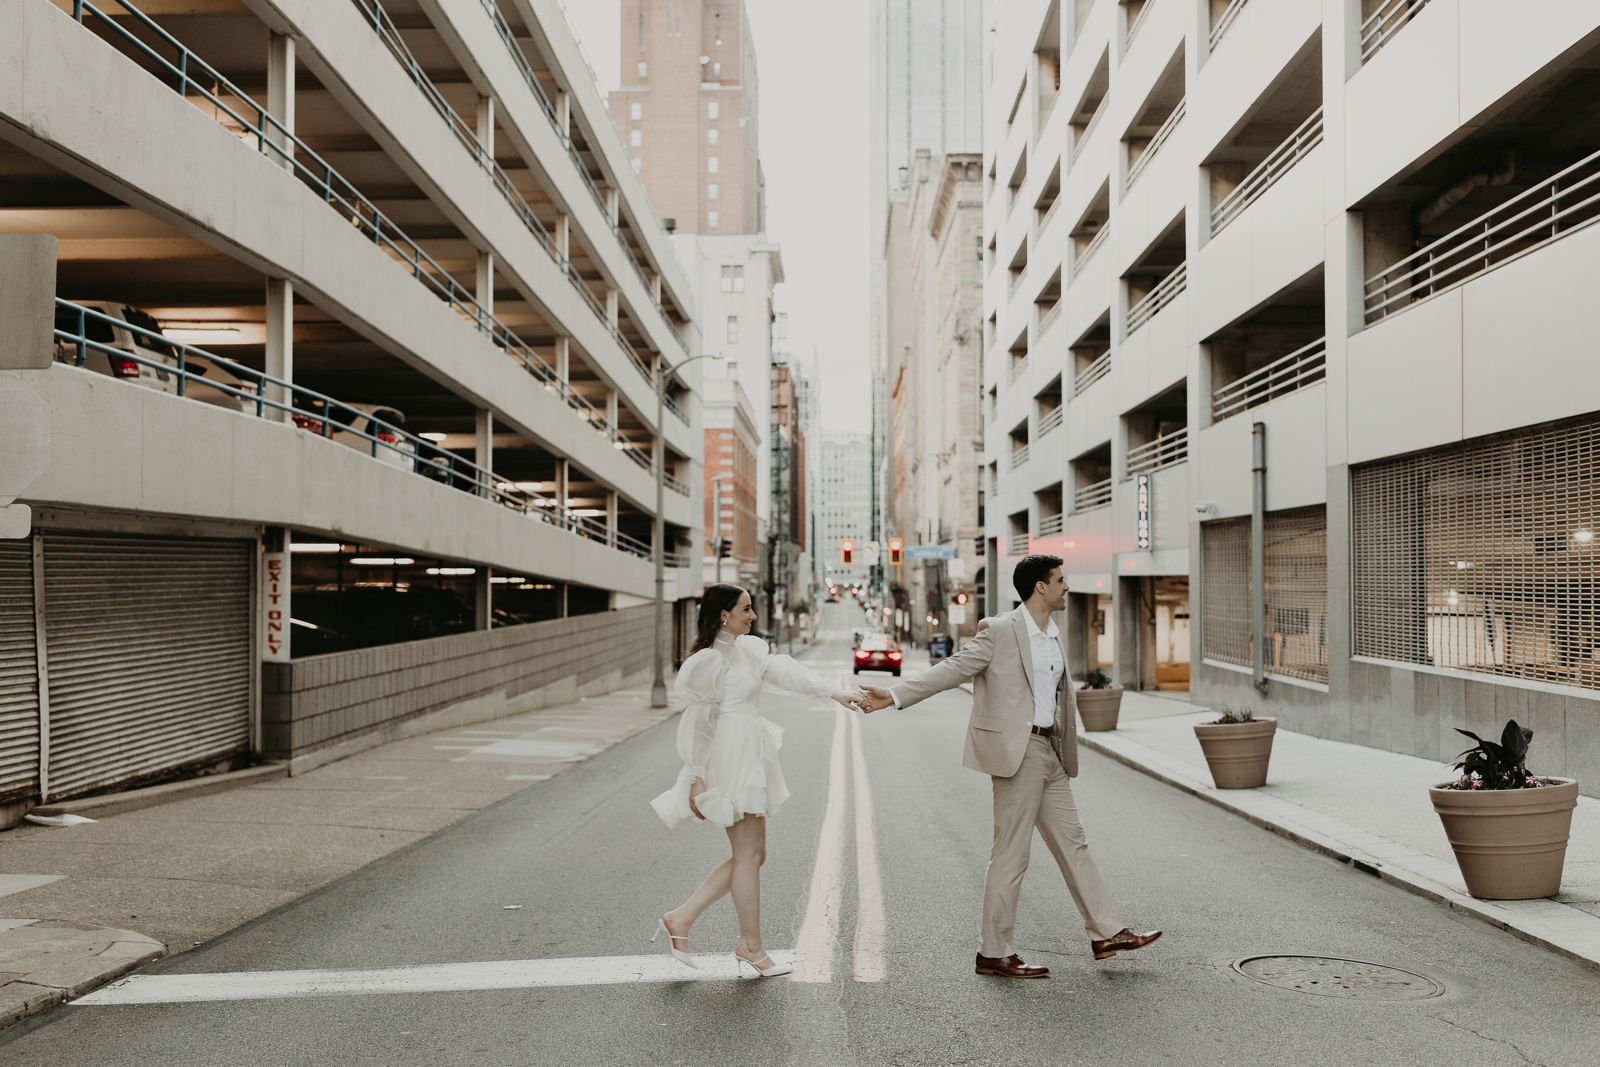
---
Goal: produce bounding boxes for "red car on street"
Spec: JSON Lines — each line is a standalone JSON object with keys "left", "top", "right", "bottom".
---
{"left": 853, "top": 637, "right": 903, "bottom": 676}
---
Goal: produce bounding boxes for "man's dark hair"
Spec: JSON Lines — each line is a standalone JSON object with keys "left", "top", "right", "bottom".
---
{"left": 1012, "top": 554, "right": 1064, "bottom": 602}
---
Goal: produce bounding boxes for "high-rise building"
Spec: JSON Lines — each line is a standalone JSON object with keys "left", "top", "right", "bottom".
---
{"left": 886, "top": 149, "right": 985, "bottom": 644}
{"left": 612, "top": 0, "right": 782, "bottom": 616}
{"left": 821, "top": 433, "right": 874, "bottom": 588}
{"left": 613, "top": 0, "right": 765, "bottom": 235}
{"left": 870, "top": 1, "right": 984, "bottom": 596}
{"left": 984, "top": 0, "right": 1600, "bottom": 792}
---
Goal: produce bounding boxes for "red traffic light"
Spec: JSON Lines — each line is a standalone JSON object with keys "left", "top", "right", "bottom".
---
{"left": 954, "top": 592, "right": 969, "bottom": 605}
{"left": 887, "top": 537, "right": 903, "bottom": 564}
{"left": 840, "top": 538, "right": 854, "bottom": 565}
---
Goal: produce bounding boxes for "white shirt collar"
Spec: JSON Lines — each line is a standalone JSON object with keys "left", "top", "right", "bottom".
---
{"left": 1023, "top": 611, "right": 1059, "bottom": 640}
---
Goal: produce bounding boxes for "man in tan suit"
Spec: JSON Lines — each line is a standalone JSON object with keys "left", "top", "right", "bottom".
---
{"left": 862, "top": 554, "right": 1161, "bottom": 978}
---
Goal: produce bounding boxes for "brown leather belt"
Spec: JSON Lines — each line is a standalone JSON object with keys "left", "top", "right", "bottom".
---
{"left": 1031, "top": 725, "right": 1053, "bottom": 737}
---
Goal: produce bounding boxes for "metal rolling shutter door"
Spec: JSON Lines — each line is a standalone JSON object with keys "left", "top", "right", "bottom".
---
{"left": 0, "top": 541, "right": 39, "bottom": 803}
{"left": 45, "top": 534, "right": 251, "bottom": 799}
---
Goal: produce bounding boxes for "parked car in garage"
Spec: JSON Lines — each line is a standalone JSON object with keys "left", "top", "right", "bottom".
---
{"left": 853, "top": 636, "right": 903, "bottom": 676}
{"left": 53, "top": 302, "right": 253, "bottom": 412}
{"left": 291, "top": 401, "right": 416, "bottom": 472}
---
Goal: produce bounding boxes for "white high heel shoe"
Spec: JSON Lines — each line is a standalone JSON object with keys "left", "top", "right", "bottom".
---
{"left": 651, "top": 917, "right": 697, "bottom": 969}
{"left": 734, "top": 946, "right": 792, "bottom": 978}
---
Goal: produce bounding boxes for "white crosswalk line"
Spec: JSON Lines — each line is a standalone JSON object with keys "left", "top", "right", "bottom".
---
{"left": 72, "top": 951, "right": 797, "bottom": 1005}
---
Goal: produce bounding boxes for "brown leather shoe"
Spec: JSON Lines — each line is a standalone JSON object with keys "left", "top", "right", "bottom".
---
{"left": 975, "top": 953, "right": 1050, "bottom": 978}
{"left": 1091, "top": 928, "right": 1163, "bottom": 960}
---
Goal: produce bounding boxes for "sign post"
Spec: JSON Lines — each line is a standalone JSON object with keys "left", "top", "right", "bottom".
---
{"left": 1135, "top": 473, "right": 1152, "bottom": 551}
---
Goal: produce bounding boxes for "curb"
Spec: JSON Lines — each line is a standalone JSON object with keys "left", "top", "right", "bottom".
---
{"left": 0, "top": 921, "right": 166, "bottom": 1029}
{"left": 1078, "top": 730, "right": 1600, "bottom": 975}
{"left": 30, "top": 763, "right": 288, "bottom": 822}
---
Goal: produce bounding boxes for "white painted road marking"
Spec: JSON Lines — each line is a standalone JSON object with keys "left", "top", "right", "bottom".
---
{"left": 792, "top": 702, "right": 849, "bottom": 983}
{"left": 849, "top": 711, "right": 888, "bottom": 983}
{"left": 73, "top": 951, "right": 797, "bottom": 1005}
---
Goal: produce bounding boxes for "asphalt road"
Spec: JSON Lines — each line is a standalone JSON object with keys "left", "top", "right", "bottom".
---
{"left": 5, "top": 604, "right": 1598, "bottom": 1066}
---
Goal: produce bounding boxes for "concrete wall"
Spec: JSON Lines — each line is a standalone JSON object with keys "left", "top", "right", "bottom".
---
{"left": 263, "top": 604, "right": 655, "bottom": 771}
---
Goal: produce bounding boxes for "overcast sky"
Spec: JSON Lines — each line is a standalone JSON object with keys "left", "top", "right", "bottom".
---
{"left": 562, "top": 0, "right": 872, "bottom": 431}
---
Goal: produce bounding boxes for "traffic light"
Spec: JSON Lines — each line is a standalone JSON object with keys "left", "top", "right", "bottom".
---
{"left": 954, "top": 591, "right": 969, "bottom": 606}
{"left": 717, "top": 537, "right": 731, "bottom": 558}
{"left": 888, "top": 537, "right": 903, "bottom": 564}
{"left": 840, "top": 538, "right": 854, "bottom": 565}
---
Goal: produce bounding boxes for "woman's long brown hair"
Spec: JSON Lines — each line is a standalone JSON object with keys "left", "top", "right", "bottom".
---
{"left": 690, "top": 584, "right": 747, "bottom": 655}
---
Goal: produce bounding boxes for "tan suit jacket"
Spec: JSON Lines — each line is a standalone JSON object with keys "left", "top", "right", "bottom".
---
{"left": 889, "top": 606, "right": 1079, "bottom": 778}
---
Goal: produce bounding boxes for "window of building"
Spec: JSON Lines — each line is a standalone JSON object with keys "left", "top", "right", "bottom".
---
{"left": 1354, "top": 415, "right": 1600, "bottom": 691}
{"left": 726, "top": 316, "right": 739, "bottom": 343}
{"left": 637, "top": 61, "right": 648, "bottom": 78}
{"left": 708, "top": 101, "right": 720, "bottom": 120}
{"left": 708, "top": 128, "right": 719, "bottom": 145}
{"left": 638, "top": 13, "right": 646, "bottom": 50}
{"left": 631, "top": 129, "right": 642, "bottom": 147}
{"left": 1202, "top": 507, "right": 1329, "bottom": 685}
{"left": 707, "top": 183, "right": 719, "bottom": 200}
{"left": 630, "top": 102, "right": 643, "bottom": 120}
{"left": 713, "top": 61, "right": 721, "bottom": 77}
{"left": 708, "top": 156, "right": 719, "bottom": 173}
{"left": 708, "top": 211, "right": 719, "bottom": 228}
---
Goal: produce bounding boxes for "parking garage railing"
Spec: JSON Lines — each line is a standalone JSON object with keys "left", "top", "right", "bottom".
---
{"left": 347, "top": 0, "right": 659, "bottom": 389}
{"left": 1126, "top": 0, "right": 1156, "bottom": 51}
{"left": 472, "top": 0, "right": 693, "bottom": 358}
{"left": 1208, "top": 0, "right": 1248, "bottom": 51}
{"left": 1360, "top": 0, "right": 1431, "bottom": 65}
{"left": 1037, "top": 513, "right": 1064, "bottom": 537}
{"left": 1074, "top": 351, "right": 1112, "bottom": 396}
{"left": 1008, "top": 531, "right": 1031, "bottom": 556}
{"left": 1074, "top": 478, "right": 1113, "bottom": 513}
{"left": 1363, "top": 145, "right": 1600, "bottom": 325}
{"left": 1124, "top": 427, "right": 1188, "bottom": 478}
{"left": 1211, "top": 337, "right": 1327, "bottom": 421}
{"left": 1070, "top": 224, "right": 1109, "bottom": 281}
{"left": 1125, "top": 99, "right": 1184, "bottom": 192}
{"left": 67, "top": 1, "right": 661, "bottom": 467}
{"left": 1210, "top": 107, "right": 1323, "bottom": 236}
{"left": 1039, "top": 404, "right": 1064, "bottom": 437}
{"left": 54, "top": 300, "right": 657, "bottom": 561}
{"left": 1126, "top": 262, "right": 1186, "bottom": 335}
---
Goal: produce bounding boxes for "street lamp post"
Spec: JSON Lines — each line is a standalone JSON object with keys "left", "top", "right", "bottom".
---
{"left": 653, "top": 352, "right": 722, "bottom": 708}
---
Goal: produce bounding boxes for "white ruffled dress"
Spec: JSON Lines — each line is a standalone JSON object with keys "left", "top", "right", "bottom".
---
{"left": 650, "top": 632, "right": 835, "bottom": 829}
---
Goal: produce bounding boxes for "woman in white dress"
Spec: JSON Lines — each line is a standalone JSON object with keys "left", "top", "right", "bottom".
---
{"left": 650, "top": 583, "right": 866, "bottom": 978}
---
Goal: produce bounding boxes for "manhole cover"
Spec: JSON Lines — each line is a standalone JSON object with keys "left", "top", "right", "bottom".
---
{"left": 1232, "top": 955, "right": 1443, "bottom": 1000}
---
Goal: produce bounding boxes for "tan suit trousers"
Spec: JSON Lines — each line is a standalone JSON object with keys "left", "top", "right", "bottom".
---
{"left": 982, "top": 735, "right": 1122, "bottom": 956}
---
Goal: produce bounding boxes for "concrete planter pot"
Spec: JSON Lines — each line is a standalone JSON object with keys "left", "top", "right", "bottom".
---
{"left": 1429, "top": 777, "right": 1579, "bottom": 899}
{"left": 1193, "top": 718, "right": 1277, "bottom": 789}
{"left": 1075, "top": 686, "right": 1123, "bottom": 731}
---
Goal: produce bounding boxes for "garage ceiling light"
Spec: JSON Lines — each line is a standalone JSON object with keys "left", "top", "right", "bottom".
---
{"left": 351, "top": 557, "right": 414, "bottom": 565}
{"left": 426, "top": 567, "right": 476, "bottom": 575}
{"left": 290, "top": 543, "right": 342, "bottom": 553}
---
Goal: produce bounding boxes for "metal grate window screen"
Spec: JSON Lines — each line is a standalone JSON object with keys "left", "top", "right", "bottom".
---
{"left": 1264, "top": 506, "right": 1329, "bottom": 684}
{"left": 1202, "top": 517, "right": 1252, "bottom": 669}
{"left": 1203, "top": 508, "right": 1329, "bottom": 684}
{"left": 1353, "top": 416, "right": 1600, "bottom": 691}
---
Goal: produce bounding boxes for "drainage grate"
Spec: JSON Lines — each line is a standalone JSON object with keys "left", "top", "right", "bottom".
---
{"left": 1232, "top": 955, "right": 1444, "bottom": 1000}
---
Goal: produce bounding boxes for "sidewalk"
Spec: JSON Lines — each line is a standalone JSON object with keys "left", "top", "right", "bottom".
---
{"left": 1084, "top": 691, "right": 1600, "bottom": 971}
{"left": 0, "top": 686, "right": 680, "bottom": 1026}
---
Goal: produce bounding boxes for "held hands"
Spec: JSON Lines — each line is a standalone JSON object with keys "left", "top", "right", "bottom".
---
{"left": 859, "top": 685, "right": 895, "bottom": 713}
{"left": 831, "top": 689, "right": 872, "bottom": 712}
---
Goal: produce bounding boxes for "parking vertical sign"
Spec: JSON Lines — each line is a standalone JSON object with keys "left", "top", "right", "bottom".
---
{"left": 1136, "top": 473, "right": 1152, "bottom": 551}
{"left": 264, "top": 548, "right": 290, "bottom": 661}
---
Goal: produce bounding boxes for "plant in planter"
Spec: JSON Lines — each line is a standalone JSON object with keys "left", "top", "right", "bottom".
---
{"left": 1193, "top": 707, "right": 1277, "bottom": 789}
{"left": 1075, "top": 669, "right": 1124, "bottom": 732}
{"left": 1430, "top": 720, "right": 1579, "bottom": 900}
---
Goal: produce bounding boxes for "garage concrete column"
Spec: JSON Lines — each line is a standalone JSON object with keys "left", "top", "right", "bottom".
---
{"left": 264, "top": 278, "right": 293, "bottom": 422}
{"left": 267, "top": 33, "right": 295, "bottom": 169}
{"left": 557, "top": 90, "right": 570, "bottom": 140}
{"left": 475, "top": 252, "right": 494, "bottom": 318}
{"left": 475, "top": 94, "right": 495, "bottom": 157}
{"left": 554, "top": 458, "right": 569, "bottom": 526}
{"left": 555, "top": 214, "right": 569, "bottom": 270}
{"left": 475, "top": 408, "right": 493, "bottom": 497}
{"left": 651, "top": 271, "right": 662, "bottom": 307}
{"left": 605, "top": 389, "right": 618, "bottom": 432}
{"left": 605, "top": 188, "right": 619, "bottom": 226}
{"left": 605, "top": 286, "right": 618, "bottom": 328}
{"left": 606, "top": 490, "right": 618, "bottom": 547}
{"left": 554, "top": 336, "right": 569, "bottom": 383}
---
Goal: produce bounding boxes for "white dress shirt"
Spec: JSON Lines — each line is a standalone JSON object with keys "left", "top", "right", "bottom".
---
{"left": 1023, "top": 612, "right": 1064, "bottom": 728}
